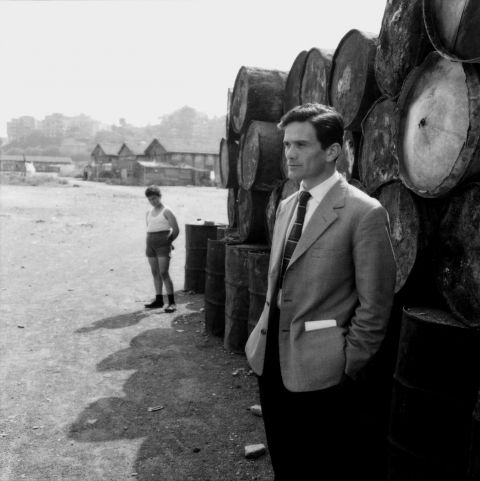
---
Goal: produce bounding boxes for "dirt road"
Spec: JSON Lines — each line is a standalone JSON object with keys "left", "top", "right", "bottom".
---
{"left": 0, "top": 180, "right": 272, "bottom": 480}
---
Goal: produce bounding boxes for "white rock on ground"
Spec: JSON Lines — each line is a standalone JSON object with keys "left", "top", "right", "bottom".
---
{"left": 244, "top": 444, "right": 266, "bottom": 459}
{"left": 248, "top": 404, "right": 263, "bottom": 417}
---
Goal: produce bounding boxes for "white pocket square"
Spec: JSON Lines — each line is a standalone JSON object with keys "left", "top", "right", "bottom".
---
{"left": 304, "top": 320, "right": 336, "bottom": 331}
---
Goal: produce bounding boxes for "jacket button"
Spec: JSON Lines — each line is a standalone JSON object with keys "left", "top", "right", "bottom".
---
{"left": 260, "top": 328, "right": 267, "bottom": 335}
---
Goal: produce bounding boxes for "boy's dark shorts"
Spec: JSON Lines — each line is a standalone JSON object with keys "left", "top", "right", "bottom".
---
{"left": 146, "top": 231, "right": 172, "bottom": 257}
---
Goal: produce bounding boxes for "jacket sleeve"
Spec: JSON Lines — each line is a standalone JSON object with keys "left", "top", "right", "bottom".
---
{"left": 344, "top": 205, "right": 397, "bottom": 379}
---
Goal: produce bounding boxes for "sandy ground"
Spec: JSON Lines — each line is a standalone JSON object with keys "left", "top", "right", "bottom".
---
{"left": 0, "top": 179, "right": 273, "bottom": 480}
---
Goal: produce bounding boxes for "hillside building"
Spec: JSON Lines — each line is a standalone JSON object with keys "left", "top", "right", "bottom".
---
{"left": 88, "top": 138, "right": 218, "bottom": 186}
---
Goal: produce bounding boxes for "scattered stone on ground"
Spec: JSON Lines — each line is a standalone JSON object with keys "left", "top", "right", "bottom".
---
{"left": 248, "top": 405, "right": 263, "bottom": 417}
{"left": 244, "top": 444, "right": 266, "bottom": 459}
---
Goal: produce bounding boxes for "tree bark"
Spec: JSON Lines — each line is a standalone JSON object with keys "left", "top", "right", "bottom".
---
{"left": 300, "top": 48, "right": 333, "bottom": 105}
{"left": 219, "top": 138, "right": 239, "bottom": 189}
{"left": 424, "top": 0, "right": 480, "bottom": 63}
{"left": 396, "top": 52, "right": 480, "bottom": 198}
{"left": 231, "top": 66, "right": 287, "bottom": 135}
{"left": 348, "top": 178, "right": 367, "bottom": 192}
{"left": 337, "top": 130, "right": 361, "bottom": 181}
{"left": 359, "top": 97, "right": 399, "bottom": 194}
{"left": 265, "top": 179, "right": 299, "bottom": 245}
{"left": 283, "top": 50, "right": 308, "bottom": 114}
{"left": 329, "top": 30, "right": 381, "bottom": 131}
{"left": 237, "top": 188, "right": 270, "bottom": 243}
{"left": 238, "top": 121, "right": 284, "bottom": 191}
{"left": 375, "top": 181, "right": 442, "bottom": 295}
{"left": 434, "top": 182, "right": 480, "bottom": 327}
{"left": 375, "top": 0, "right": 431, "bottom": 98}
{"left": 227, "top": 187, "right": 238, "bottom": 228}
{"left": 225, "top": 87, "right": 239, "bottom": 142}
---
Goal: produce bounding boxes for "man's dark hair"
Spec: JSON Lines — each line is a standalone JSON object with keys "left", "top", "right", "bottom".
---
{"left": 145, "top": 185, "right": 161, "bottom": 197}
{"left": 278, "top": 103, "right": 344, "bottom": 149}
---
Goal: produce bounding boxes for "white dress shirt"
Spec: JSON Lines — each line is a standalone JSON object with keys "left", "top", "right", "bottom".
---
{"left": 285, "top": 170, "right": 341, "bottom": 239}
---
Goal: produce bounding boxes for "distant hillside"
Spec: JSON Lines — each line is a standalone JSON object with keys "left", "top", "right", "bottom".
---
{"left": 94, "top": 106, "right": 225, "bottom": 154}
{"left": 2, "top": 106, "right": 226, "bottom": 163}
{"left": 150, "top": 106, "right": 225, "bottom": 153}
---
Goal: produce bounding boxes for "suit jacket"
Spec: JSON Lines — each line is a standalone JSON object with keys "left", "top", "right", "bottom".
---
{"left": 245, "top": 175, "right": 397, "bottom": 392}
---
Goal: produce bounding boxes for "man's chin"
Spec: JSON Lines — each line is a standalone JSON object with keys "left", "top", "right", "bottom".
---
{"left": 287, "top": 171, "right": 301, "bottom": 182}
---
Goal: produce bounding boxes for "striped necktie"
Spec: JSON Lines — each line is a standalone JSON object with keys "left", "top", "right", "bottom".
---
{"left": 279, "top": 190, "right": 311, "bottom": 287}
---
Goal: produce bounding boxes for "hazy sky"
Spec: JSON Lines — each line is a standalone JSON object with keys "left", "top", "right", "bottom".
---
{"left": 0, "top": 0, "right": 388, "bottom": 138}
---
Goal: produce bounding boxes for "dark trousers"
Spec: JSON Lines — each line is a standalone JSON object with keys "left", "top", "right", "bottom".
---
{"left": 258, "top": 304, "right": 388, "bottom": 481}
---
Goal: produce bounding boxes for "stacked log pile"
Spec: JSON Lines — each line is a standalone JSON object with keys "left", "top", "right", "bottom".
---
{"left": 214, "top": 66, "right": 288, "bottom": 352}
{"left": 205, "top": 1, "right": 480, "bottom": 478}
{"left": 373, "top": 3, "right": 480, "bottom": 479}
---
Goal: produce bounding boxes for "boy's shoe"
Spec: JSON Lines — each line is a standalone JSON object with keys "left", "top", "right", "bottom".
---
{"left": 144, "top": 299, "right": 164, "bottom": 309}
{"left": 164, "top": 304, "right": 176, "bottom": 313}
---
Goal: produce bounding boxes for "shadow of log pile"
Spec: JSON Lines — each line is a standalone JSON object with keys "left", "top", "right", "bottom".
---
{"left": 69, "top": 297, "right": 273, "bottom": 480}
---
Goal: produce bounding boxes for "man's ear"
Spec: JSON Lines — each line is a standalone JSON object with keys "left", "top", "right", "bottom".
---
{"left": 327, "top": 143, "right": 342, "bottom": 162}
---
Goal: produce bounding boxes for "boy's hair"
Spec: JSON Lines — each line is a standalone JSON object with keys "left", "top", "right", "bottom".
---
{"left": 278, "top": 103, "right": 344, "bottom": 148}
{"left": 145, "top": 185, "right": 161, "bottom": 197}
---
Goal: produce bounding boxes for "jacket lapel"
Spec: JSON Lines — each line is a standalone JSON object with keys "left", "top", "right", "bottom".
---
{"left": 288, "top": 178, "right": 347, "bottom": 267}
{"left": 268, "top": 195, "right": 297, "bottom": 288}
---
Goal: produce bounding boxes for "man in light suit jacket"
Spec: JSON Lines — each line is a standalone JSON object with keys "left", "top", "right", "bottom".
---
{"left": 245, "top": 103, "right": 397, "bottom": 481}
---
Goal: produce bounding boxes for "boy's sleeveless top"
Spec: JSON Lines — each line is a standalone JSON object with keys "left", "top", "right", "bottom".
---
{"left": 147, "top": 208, "right": 171, "bottom": 233}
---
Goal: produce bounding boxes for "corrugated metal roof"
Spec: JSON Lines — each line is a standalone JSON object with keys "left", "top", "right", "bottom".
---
{"left": 93, "top": 139, "right": 219, "bottom": 156}
{"left": 119, "top": 142, "right": 148, "bottom": 156}
{"left": 92, "top": 143, "right": 122, "bottom": 156}
{"left": 145, "top": 139, "right": 167, "bottom": 154}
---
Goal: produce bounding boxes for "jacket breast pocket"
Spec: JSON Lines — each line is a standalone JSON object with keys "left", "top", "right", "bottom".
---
{"left": 310, "top": 246, "right": 349, "bottom": 258}
{"left": 306, "top": 247, "right": 352, "bottom": 281}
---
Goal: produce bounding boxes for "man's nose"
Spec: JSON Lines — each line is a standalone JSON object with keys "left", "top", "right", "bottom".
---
{"left": 285, "top": 145, "right": 296, "bottom": 160}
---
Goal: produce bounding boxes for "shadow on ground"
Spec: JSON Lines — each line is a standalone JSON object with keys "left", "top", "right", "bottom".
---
{"left": 76, "top": 310, "right": 150, "bottom": 333}
{"left": 75, "top": 291, "right": 199, "bottom": 333}
{"left": 69, "top": 304, "right": 272, "bottom": 481}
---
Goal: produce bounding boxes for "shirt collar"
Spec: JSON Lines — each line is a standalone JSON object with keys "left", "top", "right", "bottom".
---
{"left": 300, "top": 170, "right": 340, "bottom": 203}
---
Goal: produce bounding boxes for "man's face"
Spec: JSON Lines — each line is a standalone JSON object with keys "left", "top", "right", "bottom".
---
{"left": 283, "top": 121, "right": 332, "bottom": 185}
